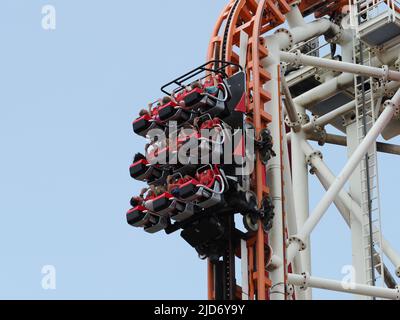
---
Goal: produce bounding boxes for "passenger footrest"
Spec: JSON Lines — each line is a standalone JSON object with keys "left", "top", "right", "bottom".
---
{"left": 144, "top": 215, "right": 169, "bottom": 234}
{"left": 196, "top": 181, "right": 222, "bottom": 209}
{"left": 171, "top": 202, "right": 195, "bottom": 222}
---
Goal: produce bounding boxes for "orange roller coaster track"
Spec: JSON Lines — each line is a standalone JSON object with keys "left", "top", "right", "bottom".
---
{"left": 205, "top": 0, "right": 353, "bottom": 301}
{"left": 206, "top": 0, "right": 291, "bottom": 301}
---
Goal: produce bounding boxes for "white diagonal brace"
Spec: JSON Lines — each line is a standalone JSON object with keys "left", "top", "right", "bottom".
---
{"left": 286, "top": 89, "right": 400, "bottom": 264}
{"left": 301, "top": 140, "right": 400, "bottom": 278}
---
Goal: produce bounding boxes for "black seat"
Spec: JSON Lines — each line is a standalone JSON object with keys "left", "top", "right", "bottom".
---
{"left": 183, "top": 90, "right": 203, "bottom": 108}
{"left": 126, "top": 206, "right": 150, "bottom": 228}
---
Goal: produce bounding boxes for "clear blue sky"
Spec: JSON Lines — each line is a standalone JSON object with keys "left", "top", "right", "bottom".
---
{"left": 0, "top": 0, "right": 398, "bottom": 300}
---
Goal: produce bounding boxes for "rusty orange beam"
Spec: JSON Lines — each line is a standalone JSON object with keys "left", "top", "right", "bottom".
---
{"left": 208, "top": 260, "right": 215, "bottom": 300}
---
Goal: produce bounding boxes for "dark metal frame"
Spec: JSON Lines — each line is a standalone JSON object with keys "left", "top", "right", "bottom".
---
{"left": 161, "top": 60, "right": 243, "bottom": 96}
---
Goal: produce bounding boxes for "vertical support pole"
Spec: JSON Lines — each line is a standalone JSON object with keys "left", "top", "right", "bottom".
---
{"left": 224, "top": 216, "right": 236, "bottom": 300}
{"left": 256, "top": 225, "right": 266, "bottom": 300}
{"left": 214, "top": 261, "right": 224, "bottom": 300}
{"left": 283, "top": 135, "right": 306, "bottom": 300}
{"left": 248, "top": 242, "right": 255, "bottom": 300}
{"left": 345, "top": 116, "right": 370, "bottom": 299}
{"left": 263, "top": 45, "right": 286, "bottom": 300}
{"left": 291, "top": 113, "right": 312, "bottom": 300}
{"left": 241, "top": 240, "right": 249, "bottom": 300}
{"left": 208, "top": 260, "right": 215, "bottom": 300}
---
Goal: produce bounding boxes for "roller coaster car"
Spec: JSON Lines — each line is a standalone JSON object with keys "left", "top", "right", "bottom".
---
{"left": 144, "top": 214, "right": 169, "bottom": 234}
{"left": 171, "top": 201, "right": 195, "bottom": 222}
{"left": 178, "top": 166, "right": 223, "bottom": 209}
{"left": 176, "top": 119, "right": 226, "bottom": 157}
{"left": 172, "top": 163, "right": 197, "bottom": 177}
{"left": 132, "top": 114, "right": 164, "bottom": 138}
{"left": 127, "top": 205, "right": 169, "bottom": 233}
{"left": 129, "top": 159, "right": 163, "bottom": 182}
{"left": 181, "top": 88, "right": 204, "bottom": 109}
{"left": 177, "top": 129, "right": 201, "bottom": 150}
{"left": 144, "top": 192, "right": 175, "bottom": 217}
{"left": 126, "top": 206, "right": 150, "bottom": 228}
{"left": 199, "top": 83, "right": 230, "bottom": 118}
{"left": 158, "top": 101, "right": 192, "bottom": 124}
{"left": 199, "top": 118, "right": 226, "bottom": 145}
{"left": 147, "top": 144, "right": 172, "bottom": 167}
{"left": 160, "top": 61, "right": 243, "bottom": 122}
{"left": 146, "top": 190, "right": 196, "bottom": 222}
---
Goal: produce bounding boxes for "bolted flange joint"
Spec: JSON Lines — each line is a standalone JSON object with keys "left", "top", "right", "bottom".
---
{"left": 286, "top": 284, "right": 295, "bottom": 298}
{"left": 311, "top": 116, "right": 327, "bottom": 146}
{"left": 285, "top": 115, "right": 302, "bottom": 129}
{"left": 274, "top": 28, "right": 294, "bottom": 52}
{"left": 290, "top": 50, "right": 302, "bottom": 67}
{"left": 298, "top": 112, "right": 310, "bottom": 126}
{"left": 395, "top": 57, "right": 400, "bottom": 71}
{"left": 300, "top": 272, "right": 310, "bottom": 291}
{"left": 381, "top": 65, "right": 390, "bottom": 83}
{"left": 288, "top": 235, "right": 307, "bottom": 251}
{"left": 306, "top": 150, "right": 323, "bottom": 175}
{"left": 326, "top": 29, "right": 343, "bottom": 44}
{"left": 384, "top": 100, "right": 399, "bottom": 118}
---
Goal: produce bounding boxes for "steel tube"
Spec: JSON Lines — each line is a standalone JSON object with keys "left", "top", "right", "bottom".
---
{"left": 280, "top": 51, "right": 400, "bottom": 82}
{"left": 294, "top": 73, "right": 354, "bottom": 108}
{"left": 291, "top": 124, "right": 312, "bottom": 299}
{"left": 282, "top": 125, "right": 307, "bottom": 300}
{"left": 286, "top": 4, "right": 306, "bottom": 28}
{"left": 288, "top": 131, "right": 400, "bottom": 155}
{"left": 303, "top": 101, "right": 355, "bottom": 132}
{"left": 287, "top": 274, "right": 400, "bottom": 300}
{"left": 266, "top": 17, "right": 339, "bottom": 53}
{"left": 282, "top": 75, "right": 301, "bottom": 132}
{"left": 305, "top": 132, "right": 400, "bottom": 156}
{"left": 263, "top": 44, "right": 286, "bottom": 300}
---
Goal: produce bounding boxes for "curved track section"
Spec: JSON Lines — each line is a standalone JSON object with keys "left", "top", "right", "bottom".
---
{"left": 206, "top": 0, "right": 290, "bottom": 300}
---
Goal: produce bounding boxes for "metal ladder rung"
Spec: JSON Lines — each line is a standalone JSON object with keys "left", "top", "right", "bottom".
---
{"left": 353, "top": 29, "right": 384, "bottom": 288}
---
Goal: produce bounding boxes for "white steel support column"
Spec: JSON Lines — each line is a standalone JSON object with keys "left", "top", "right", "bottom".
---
{"left": 282, "top": 121, "right": 306, "bottom": 300}
{"left": 263, "top": 41, "right": 285, "bottom": 300}
{"left": 290, "top": 115, "right": 312, "bottom": 299}
{"left": 241, "top": 240, "right": 249, "bottom": 300}
{"left": 345, "top": 117, "right": 370, "bottom": 297}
